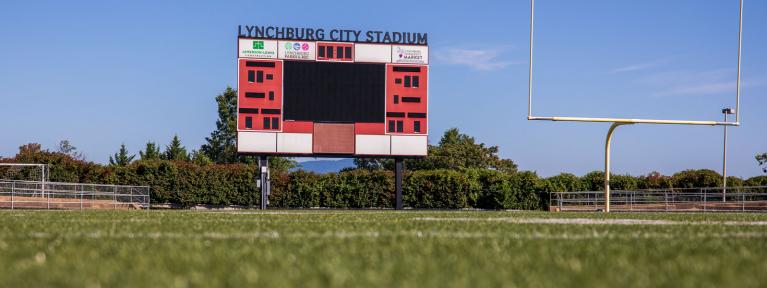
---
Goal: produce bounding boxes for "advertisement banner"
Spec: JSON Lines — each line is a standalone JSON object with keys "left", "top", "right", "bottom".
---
{"left": 278, "top": 41, "right": 316, "bottom": 60}
{"left": 391, "top": 45, "right": 428, "bottom": 64}
{"left": 239, "top": 39, "right": 278, "bottom": 59}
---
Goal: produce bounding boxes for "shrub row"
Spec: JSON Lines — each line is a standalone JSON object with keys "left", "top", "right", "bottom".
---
{"left": 5, "top": 151, "right": 767, "bottom": 210}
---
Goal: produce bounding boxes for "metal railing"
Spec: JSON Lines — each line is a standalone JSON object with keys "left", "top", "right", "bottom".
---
{"left": 550, "top": 186, "right": 767, "bottom": 212}
{"left": 0, "top": 180, "right": 150, "bottom": 210}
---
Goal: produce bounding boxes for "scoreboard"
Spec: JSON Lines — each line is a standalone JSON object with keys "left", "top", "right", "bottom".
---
{"left": 236, "top": 36, "right": 429, "bottom": 157}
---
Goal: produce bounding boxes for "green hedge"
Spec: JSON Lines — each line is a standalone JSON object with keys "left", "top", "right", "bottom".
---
{"left": 5, "top": 151, "right": 766, "bottom": 210}
{"left": 117, "top": 163, "right": 547, "bottom": 210}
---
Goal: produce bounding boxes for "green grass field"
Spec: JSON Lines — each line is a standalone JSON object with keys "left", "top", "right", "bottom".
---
{"left": 1, "top": 210, "right": 766, "bottom": 287}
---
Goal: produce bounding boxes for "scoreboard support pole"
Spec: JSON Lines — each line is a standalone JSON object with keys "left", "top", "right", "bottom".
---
{"left": 259, "top": 156, "right": 269, "bottom": 210}
{"left": 395, "top": 158, "right": 404, "bottom": 210}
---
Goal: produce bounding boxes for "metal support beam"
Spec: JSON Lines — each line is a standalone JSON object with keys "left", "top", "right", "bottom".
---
{"left": 604, "top": 122, "right": 633, "bottom": 212}
{"left": 395, "top": 158, "right": 404, "bottom": 210}
{"left": 259, "top": 156, "right": 269, "bottom": 210}
{"left": 723, "top": 113, "right": 729, "bottom": 202}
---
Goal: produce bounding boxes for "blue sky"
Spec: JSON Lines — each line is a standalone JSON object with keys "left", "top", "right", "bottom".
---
{"left": 0, "top": 0, "right": 765, "bottom": 178}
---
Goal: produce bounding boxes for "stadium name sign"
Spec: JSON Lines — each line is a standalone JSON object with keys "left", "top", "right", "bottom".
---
{"left": 238, "top": 25, "right": 428, "bottom": 45}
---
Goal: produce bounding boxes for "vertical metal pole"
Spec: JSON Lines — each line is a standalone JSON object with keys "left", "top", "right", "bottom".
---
{"left": 723, "top": 113, "right": 728, "bottom": 202}
{"left": 43, "top": 165, "right": 48, "bottom": 208}
{"left": 604, "top": 122, "right": 632, "bottom": 212}
{"left": 395, "top": 158, "right": 403, "bottom": 210}
{"left": 11, "top": 182, "right": 14, "bottom": 210}
{"left": 260, "top": 156, "right": 269, "bottom": 210}
{"left": 527, "top": 0, "right": 535, "bottom": 119}
{"left": 735, "top": 0, "right": 743, "bottom": 124}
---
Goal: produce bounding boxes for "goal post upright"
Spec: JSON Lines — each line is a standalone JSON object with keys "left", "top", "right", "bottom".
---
{"left": 526, "top": 0, "right": 746, "bottom": 212}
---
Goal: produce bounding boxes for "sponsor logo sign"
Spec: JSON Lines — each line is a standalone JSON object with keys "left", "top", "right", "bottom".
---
{"left": 239, "top": 39, "right": 277, "bottom": 59}
{"left": 392, "top": 45, "right": 428, "bottom": 64}
{"left": 278, "top": 41, "right": 316, "bottom": 60}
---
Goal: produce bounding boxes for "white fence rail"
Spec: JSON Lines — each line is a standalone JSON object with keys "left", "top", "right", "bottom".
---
{"left": 550, "top": 186, "right": 767, "bottom": 212}
{"left": 0, "top": 180, "right": 150, "bottom": 210}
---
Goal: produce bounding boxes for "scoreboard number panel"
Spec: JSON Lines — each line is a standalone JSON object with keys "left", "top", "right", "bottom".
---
{"left": 237, "top": 37, "right": 429, "bottom": 157}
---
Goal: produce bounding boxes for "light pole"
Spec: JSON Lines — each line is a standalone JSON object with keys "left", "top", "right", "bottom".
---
{"left": 722, "top": 108, "right": 735, "bottom": 202}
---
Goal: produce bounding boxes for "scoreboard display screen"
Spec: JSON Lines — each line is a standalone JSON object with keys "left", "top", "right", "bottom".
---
{"left": 283, "top": 61, "right": 385, "bottom": 124}
{"left": 236, "top": 37, "right": 429, "bottom": 157}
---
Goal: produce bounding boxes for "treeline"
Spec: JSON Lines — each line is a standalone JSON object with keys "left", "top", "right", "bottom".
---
{"left": 2, "top": 141, "right": 766, "bottom": 210}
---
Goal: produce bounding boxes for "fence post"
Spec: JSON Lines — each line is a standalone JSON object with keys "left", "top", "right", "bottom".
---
{"left": 742, "top": 192, "right": 745, "bottom": 212}
{"left": 113, "top": 186, "right": 117, "bottom": 210}
{"left": 80, "top": 184, "right": 83, "bottom": 210}
{"left": 46, "top": 182, "right": 50, "bottom": 210}
{"left": 703, "top": 189, "right": 707, "bottom": 212}
{"left": 594, "top": 192, "right": 597, "bottom": 210}
{"left": 11, "top": 182, "right": 15, "bottom": 210}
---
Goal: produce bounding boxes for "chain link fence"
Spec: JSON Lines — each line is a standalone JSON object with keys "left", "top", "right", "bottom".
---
{"left": 550, "top": 186, "right": 767, "bottom": 212}
{"left": 0, "top": 180, "right": 150, "bottom": 210}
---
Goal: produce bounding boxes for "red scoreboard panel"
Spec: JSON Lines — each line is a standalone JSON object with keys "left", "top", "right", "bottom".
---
{"left": 237, "top": 38, "right": 429, "bottom": 157}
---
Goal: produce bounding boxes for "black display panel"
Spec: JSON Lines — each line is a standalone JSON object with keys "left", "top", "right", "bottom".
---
{"left": 283, "top": 61, "right": 385, "bottom": 123}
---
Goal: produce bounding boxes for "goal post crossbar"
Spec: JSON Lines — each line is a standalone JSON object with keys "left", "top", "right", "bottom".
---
{"left": 526, "top": 0, "right": 744, "bottom": 126}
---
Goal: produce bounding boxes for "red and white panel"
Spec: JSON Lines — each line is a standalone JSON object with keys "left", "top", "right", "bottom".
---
{"left": 385, "top": 64, "right": 428, "bottom": 135}
{"left": 355, "top": 135, "right": 391, "bottom": 155}
{"left": 354, "top": 44, "right": 391, "bottom": 63}
{"left": 277, "top": 133, "right": 313, "bottom": 154}
{"left": 237, "top": 59, "right": 283, "bottom": 133}
{"left": 391, "top": 135, "right": 428, "bottom": 156}
{"left": 238, "top": 132, "right": 277, "bottom": 153}
{"left": 316, "top": 42, "right": 354, "bottom": 62}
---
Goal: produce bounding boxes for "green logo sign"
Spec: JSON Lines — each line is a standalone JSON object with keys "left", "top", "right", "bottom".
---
{"left": 252, "top": 41, "right": 264, "bottom": 50}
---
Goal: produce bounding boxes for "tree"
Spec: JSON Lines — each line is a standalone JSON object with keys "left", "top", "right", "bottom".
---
{"left": 18, "top": 143, "right": 42, "bottom": 157}
{"left": 356, "top": 128, "right": 518, "bottom": 173}
{"left": 139, "top": 141, "right": 161, "bottom": 160}
{"left": 201, "top": 87, "right": 239, "bottom": 164}
{"left": 198, "top": 86, "right": 297, "bottom": 172}
{"left": 190, "top": 150, "right": 212, "bottom": 166}
{"left": 543, "top": 173, "right": 587, "bottom": 192}
{"left": 671, "top": 169, "right": 722, "bottom": 188}
{"left": 163, "top": 135, "right": 190, "bottom": 161}
{"left": 109, "top": 144, "right": 135, "bottom": 167}
{"left": 637, "top": 171, "right": 672, "bottom": 189}
{"left": 745, "top": 175, "right": 767, "bottom": 186}
{"left": 757, "top": 153, "right": 767, "bottom": 174}
{"left": 417, "top": 128, "right": 516, "bottom": 172}
{"left": 57, "top": 140, "right": 84, "bottom": 160}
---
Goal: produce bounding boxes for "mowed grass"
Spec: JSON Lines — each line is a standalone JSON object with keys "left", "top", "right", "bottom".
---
{"left": 1, "top": 210, "right": 767, "bottom": 288}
